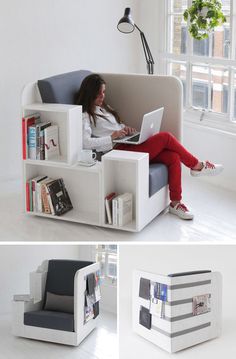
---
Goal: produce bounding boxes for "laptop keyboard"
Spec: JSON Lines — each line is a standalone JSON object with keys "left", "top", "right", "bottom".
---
{"left": 127, "top": 134, "right": 140, "bottom": 142}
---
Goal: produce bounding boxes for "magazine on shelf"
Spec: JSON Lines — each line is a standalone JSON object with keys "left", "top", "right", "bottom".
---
{"left": 44, "top": 125, "right": 60, "bottom": 160}
{"left": 46, "top": 178, "right": 73, "bottom": 216}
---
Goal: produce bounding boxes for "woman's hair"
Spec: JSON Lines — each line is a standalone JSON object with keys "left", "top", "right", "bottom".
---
{"left": 75, "top": 73, "right": 121, "bottom": 126}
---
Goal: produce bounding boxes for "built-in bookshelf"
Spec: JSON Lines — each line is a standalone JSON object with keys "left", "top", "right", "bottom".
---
{"left": 22, "top": 103, "right": 144, "bottom": 230}
{"left": 22, "top": 103, "right": 161, "bottom": 231}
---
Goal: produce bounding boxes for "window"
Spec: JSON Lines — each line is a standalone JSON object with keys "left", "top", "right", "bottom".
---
{"left": 95, "top": 245, "right": 117, "bottom": 283}
{"left": 164, "top": 0, "right": 236, "bottom": 128}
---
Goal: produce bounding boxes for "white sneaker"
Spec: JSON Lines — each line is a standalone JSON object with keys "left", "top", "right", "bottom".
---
{"left": 169, "top": 203, "right": 194, "bottom": 220}
{"left": 190, "top": 161, "right": 223, "bottom": 177}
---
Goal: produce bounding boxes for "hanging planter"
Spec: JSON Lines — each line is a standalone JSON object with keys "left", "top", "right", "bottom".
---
{"left": 183, "top": 0, "right": 226, "bottom": 40}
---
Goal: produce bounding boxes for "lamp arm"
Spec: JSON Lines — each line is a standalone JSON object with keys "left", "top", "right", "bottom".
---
{"left": 134, "top": 24, "right": 154, "bottom": 75}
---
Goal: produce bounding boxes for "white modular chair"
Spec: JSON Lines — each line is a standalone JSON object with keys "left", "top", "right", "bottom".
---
{"left": 133, "top": 270, "right": 222, "bottom": 353}
{"left": 12, "top": 259, "right": 100, "bottom": 346}
{"left": 21, "top": 70, "right": 183, "bottom": 231}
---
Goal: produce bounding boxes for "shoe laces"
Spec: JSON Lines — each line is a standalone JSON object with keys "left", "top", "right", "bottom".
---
{"left": 176, "top": 203, "right": 189, "bottom": 212}
{"left": 205, "top": 161, "right": 215, "bottom": 169}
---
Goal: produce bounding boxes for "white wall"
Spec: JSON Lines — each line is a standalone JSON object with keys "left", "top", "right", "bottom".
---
{"left": 0, "top": 0, "right": 139, "bottom": 181}
{"left": 183, "top": 123, "right": 236, "bottom": 192}
{"left": 0, "top": 244, "right": 80, "bottom": 314}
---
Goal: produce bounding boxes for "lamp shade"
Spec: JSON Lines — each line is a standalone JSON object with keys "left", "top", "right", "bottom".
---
{"left": 117, "top": 7, "right": 135, "bottom": 33}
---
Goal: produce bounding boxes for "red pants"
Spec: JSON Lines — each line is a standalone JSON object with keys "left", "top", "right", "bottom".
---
{"left": 116, "top": 132, "right": 198, "bottom": 201}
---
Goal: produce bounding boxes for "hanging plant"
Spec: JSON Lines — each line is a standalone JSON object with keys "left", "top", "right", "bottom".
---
{"left": 183, "top": 0, "right": 226, "bottom": 40}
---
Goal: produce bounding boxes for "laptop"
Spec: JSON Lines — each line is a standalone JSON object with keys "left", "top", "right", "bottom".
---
{"left": 113, "top": 107, "right": 164, "bottom": 145}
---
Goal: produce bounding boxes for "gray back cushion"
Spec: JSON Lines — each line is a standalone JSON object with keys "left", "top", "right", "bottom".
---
{"left": 43, "top": 259, "right": 93, "bottom": 306}
{"left": 38, "top": 70, "right": 92, "bottom": 104}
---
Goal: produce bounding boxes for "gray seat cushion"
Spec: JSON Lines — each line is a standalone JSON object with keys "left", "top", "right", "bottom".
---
{"left": 38, "top": 70, "right": 92, "bottom": 104}
{"left": 24, "top": 310, "right": 74, "bottom": 332}
{"left": 149, "top": 163, "right": 168, "bottom": 197}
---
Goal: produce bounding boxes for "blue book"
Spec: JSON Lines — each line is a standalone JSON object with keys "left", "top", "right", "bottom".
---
{"left": 28, "top": 125, "right": 37, "bottom": 160}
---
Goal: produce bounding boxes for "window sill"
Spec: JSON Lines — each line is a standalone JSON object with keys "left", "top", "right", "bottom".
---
{"left": 183, "top": 109, "right": 236, "bottom": 138}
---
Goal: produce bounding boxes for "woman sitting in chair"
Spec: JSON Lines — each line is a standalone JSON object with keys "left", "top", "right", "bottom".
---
{"left": 76, "top": 74, "right": 223, "bottom": 220}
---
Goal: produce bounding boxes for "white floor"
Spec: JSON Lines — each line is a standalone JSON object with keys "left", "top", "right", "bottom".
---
{"left": 119, "top": 306, "right": 236, "bottom": 359}
{"left": 0, "top": 311, "right": 117, "bottom": 359}
{"left": 1, "top": 176, "right": 236, "bottom": 242}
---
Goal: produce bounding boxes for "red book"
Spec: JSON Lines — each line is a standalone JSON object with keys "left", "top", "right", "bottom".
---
{"left": 22, "top": 113, "right": 40, "bottom": 159}
{"left": 26, "top": 181, "right": 30, "bottom": 212}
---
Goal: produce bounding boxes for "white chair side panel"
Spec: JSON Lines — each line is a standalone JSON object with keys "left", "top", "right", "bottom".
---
{"left": 133, "top": 270, "right": 222, "bottom": 353}
{"left": 74, "top": 262, "right": 100, "bottom": 342}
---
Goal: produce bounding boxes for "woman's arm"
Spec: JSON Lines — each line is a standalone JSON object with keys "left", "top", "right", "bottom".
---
{"left": 83, "top": 117, "right": 113, "bottom": 152}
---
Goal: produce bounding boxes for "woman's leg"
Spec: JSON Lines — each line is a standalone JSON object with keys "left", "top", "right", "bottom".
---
{"left": 152, "top": 150, "right": 182, "bottom": 202}
{"left": 116, "top": 132, "right": 199, "bottom": 168}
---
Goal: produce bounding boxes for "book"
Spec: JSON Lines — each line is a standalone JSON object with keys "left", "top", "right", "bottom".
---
{"left": 41, "top": 178, "right": 55, "bottom": 214}
{"left": 28, "top": 125, "right": 37, "bottom": 160}
{"left": 46, "top": 178, "right": 73, "bottom": 216}
{"left": 105, "top": 192, "right": 116, "bottom": 224}
{"left": 22, "top": 113, "right": 40, "bottom": 159}
{"left": 31, "top": 175, "right": 48, "bottom": 212}
{"left": 25, "top": 181, "right": 30, "bottom": 212}
{"left": 44, "top": 125, "right": 60, "bottom": 160}
{"left": 112, "top": 196, "right": 118, "bottom": 226}
{"left": 117, "top": 192, "right": 132, "bottom": 226}
{"left": 36, "top": 121, "right": 51, "bottom": 160}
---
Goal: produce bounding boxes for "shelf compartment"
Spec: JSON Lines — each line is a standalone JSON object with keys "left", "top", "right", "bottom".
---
{"left": 23, "top": 103, "right": 82, "bottom": 165}
{"left": 24, "top": 163, "right": 101, "bottom": 225}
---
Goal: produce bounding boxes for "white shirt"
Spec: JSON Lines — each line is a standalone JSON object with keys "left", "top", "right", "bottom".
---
{"left": 82, "top": 106, "right": 125, "bottom": 152}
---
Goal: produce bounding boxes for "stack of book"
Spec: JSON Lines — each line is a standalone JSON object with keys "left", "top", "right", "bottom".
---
{"left": 26, "top": 176, "right": 73, "bottom": 216}
{"left": 22, "top": 113, "right": 60, "bottom": 160}
{"left": 105, "top": 192, "right": 133, "bottom": 226}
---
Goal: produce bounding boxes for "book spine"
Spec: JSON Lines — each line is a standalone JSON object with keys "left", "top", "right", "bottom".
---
{"left": 37, "top": 182, "right": 43, "bottom": 212}
{"left": 32, "top": 180, "right": 36, "bottom": 211}
{"left": 28, "top": 126, "right": 36, "bottom": 160}
{"left": 105, "top": 199, "right": 112, "bottom": 224}
{"left": 40, "top": 129, "right": 45, "bottom": 160}
{"left": 22, "top": 118, "right": 26, "bottom": 160}
{"left": 41, "top": 184, "right": 51, "bottom": 214}
{"left": 112, "top": 198, "right": 118, "bottom": 226}
{"left": 118, "top": 197, "right": 122, "bottom": 227}
{"left": 26, "top": 181, "right": 30, "bottom": 212}
{"left": 36, "top": 125, "right": 41, "bottom": 160}
{"left": 45, "top": 184, "right": 55, "bottom": 215}
{"left": 29, "top": 180, "right": 33, "bottom": 211}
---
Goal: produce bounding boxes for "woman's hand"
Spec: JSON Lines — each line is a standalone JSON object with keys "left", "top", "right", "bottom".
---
{"left": 123, "top": 126, "right": 137, "bottom": 135}
{"left": 111, "top": 129, "right": 127, "bottom": 140}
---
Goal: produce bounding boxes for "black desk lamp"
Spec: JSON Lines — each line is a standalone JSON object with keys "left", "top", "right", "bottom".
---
{"left": 117, "top": 7, "right": 154, "bottom": 75}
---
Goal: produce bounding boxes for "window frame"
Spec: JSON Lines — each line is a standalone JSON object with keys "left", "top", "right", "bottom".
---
{"left": 93, "top": 245, "right": 117, "bottom": 286}
{"left": 162, "top": 0, "right": 236, "bottom": 133}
